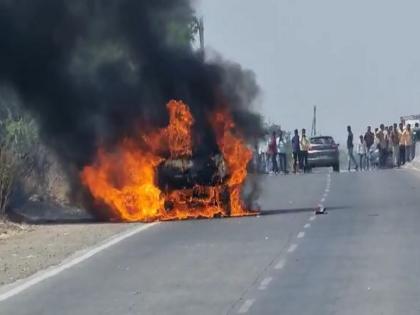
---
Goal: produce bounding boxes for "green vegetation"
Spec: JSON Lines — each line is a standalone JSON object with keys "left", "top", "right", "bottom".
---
{"left": 0, "top": 89, "right": 39, "bottom": 219}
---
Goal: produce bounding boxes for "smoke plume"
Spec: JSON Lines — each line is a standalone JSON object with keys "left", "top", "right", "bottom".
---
{"left": 0, "top": 0, "right": 263, "bottom": 212}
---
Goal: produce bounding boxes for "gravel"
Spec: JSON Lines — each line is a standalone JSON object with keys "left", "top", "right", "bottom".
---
{"left": 0, "top": 222, "right": 137, "bottom": 286}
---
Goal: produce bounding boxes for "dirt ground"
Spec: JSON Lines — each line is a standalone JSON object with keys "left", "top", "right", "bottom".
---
{"left": 0, "top": 221, "right": 137, "bottom": 286}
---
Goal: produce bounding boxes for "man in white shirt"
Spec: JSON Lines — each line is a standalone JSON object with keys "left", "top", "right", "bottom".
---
{"left": 357, "top": 135, "right": 367, "bottom": 170}
{"left": 277, "top": 131, "right": 288, "bottom": 174}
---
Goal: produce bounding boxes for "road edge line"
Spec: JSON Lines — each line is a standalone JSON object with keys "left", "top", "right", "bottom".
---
{"left": 0, "top": 222, "right": 158, "bottom": 302}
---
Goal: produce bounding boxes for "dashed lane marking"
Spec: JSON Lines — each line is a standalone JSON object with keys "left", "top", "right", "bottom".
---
{"left": 238, "top": 299, "right": 255, "bottom": 314}
{"left": 258, "top": 277, "right": 273, "bottom": 290}
{"left": 274, "top": 259, "right": 286, "bottom": 270}
{"left": 236, "top": 170, "right": 331, "bottom": 313}
{"left": 287, "top": 244, "right": 298, "bottom": 253}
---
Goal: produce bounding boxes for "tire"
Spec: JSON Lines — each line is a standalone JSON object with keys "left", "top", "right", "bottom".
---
{"left": 333, "top": 163, "right": 340, "bottom": 172}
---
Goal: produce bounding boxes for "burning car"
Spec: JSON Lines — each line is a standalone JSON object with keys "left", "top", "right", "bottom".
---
{"left": 157, "top": 154, "right": 232, "bottom": 216}
{"left": 81, "top": 100, "right": 254, "bottom": 222}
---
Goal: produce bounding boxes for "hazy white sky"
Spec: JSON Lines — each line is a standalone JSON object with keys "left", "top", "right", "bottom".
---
{"left": 196, "top": 0, "right": 420, "bottom": 142}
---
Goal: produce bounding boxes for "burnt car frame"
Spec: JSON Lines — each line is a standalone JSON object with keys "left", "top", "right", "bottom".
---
{"left": 157, "top": 154, "right": 232, "bottom": 215}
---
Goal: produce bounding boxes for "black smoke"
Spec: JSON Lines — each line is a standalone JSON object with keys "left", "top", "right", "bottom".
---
{"left": 0, "top": 0, "right": 263, "bottom": 211}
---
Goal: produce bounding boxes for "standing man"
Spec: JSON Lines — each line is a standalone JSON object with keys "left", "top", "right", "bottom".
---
{"left": 257, "top": 137, "right": 267, "bottom": 173}
{"left": 364, "top": 126, "right": 374, "bottom": 170}
{"left": 399, "top": 123, "right": 406, "bottom": 166}
{"left": 405, "top": 124, "right": 413, "bottom": 162}
{"left": 357, "top": 135, "right": 367, "bottom": 170}
{"left": 277, "top": 131, "right": 288, "bottom": 174}
{"left": 268, "top": 131, "right": 279, "bottom": 174}
{"left": 347, "top": 126, "right": 358, "bottom": 171}
{"left": 300, "top": 128, "right": 311, "bottom": 173}
{"left": 413, "top": 122, "right": 419, "bottom": 158}
{"left": 390, "top": 123, "right": 400, "bottom": 167}
{"left": 291, "top": 129, "right": 300, "bottom": 174}
{"left": 377, "top": 124, "right": 387, "bottom": 168}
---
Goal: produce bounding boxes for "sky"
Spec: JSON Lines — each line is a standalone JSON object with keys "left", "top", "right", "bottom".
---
{"left": 196, "top": 0, "right": 420, "bottom": 142}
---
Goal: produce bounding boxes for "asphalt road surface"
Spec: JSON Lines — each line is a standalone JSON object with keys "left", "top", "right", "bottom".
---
{"left": 1, "top": 168, "right": 420, "bottom": 315}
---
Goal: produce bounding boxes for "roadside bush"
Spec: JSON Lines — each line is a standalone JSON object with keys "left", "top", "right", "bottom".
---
{"left": 0, "top": 88, "right": 72, "bottom": 220}
{"left": 0, "top": 88, "right": 42, "bottom": 219}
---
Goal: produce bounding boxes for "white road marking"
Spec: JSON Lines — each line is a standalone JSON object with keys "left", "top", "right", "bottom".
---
{"left": 297, "top": 231, "right": 305, "bottom": 239}
{"left": 320, "top": 197, "right": 325, "bottom": 203}
{"left": 274, "top": 259, "right": 286, "bottom": 270}
{"left": 323, "top": 193, "right": 328, "bottom": 198}
{"left": 0, "top": 223, "right": 158, "bottom": 302}
{"left": 304, "top": 223, "right": 311, "bottom": 229}
{"left": 325, "top": 188, "right": 330, "bottom": 193}
{"left": 238, "top": 299, "right": 255, "bottom": 313}
{"left": 287, "top": 243, "right": 298, "bottom": 253}
{"left": 309, "top": 215, "right": 316, "bottom": 221}
{"left": 258, "top": 277, "right": 273, "bottom": 290}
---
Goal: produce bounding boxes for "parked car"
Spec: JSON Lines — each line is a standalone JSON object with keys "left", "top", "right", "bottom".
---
{"left": 308, "top": 136, "right": 340, "bottom": 172}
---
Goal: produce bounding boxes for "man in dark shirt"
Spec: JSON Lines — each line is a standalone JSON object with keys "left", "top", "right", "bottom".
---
{"left": 268, "top": 131, "right": 279, "bottom": 174}
{"left": 364, "top": 126, "right": 374, "bottom": 170}
{"left": 291, "top": 129, "right": 300, "bottom": 174}
{"left": 413, "top": 122, "right": 419, "bottom": 158}
{"left": 347, "top": 125, "right": 358, "bottom": 171}
{"left": 399, "top": 122, "right": 406, "bottom": 166}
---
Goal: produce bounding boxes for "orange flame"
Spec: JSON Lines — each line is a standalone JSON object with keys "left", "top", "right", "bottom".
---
{"left": 211, "top": 110, "right": 253, "bottom": 216}
{"left": 80, "top": 100, "right": 254, "bottom": 222}
{"left": 165, "top": 100, "right": 194, "bottom": 158}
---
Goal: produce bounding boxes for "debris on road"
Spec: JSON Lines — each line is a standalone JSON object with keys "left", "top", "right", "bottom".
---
{"left": 315, "top": 206, "right": 327, "bottom": 215}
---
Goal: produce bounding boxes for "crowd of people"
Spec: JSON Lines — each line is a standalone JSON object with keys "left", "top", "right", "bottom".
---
{"left": 256, "top": 128, "right": 312, "bottom": 175}
{"left": 254, "top": 121, "right": 419, "bottom": 174}
{"left": 346, "top": 122, "right": 419, "bottom": 171}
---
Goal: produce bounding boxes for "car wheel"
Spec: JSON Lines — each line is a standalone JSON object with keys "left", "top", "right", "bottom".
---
{"left": 333, "top": 163, "right": 340, "bottom": 172}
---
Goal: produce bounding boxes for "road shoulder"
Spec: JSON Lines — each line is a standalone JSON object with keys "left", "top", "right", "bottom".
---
{"left": 0, "top": 222, "right": 136, "bottom": 286}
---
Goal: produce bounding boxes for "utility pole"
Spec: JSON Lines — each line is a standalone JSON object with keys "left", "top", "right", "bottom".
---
{"left": 311, "top": 105, "right": 317, "bottom": 137}
{"left": 198, "top": 17, "right": 204, "bottom": 52}
{"left": 196, "top": 16, "right": 204, "bottom": 61}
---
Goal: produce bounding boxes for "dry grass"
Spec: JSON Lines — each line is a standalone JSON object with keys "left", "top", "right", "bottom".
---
{"left": 0, "top": 220, "right": 32, "bottom": 240}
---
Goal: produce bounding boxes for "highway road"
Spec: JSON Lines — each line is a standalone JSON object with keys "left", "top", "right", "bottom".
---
{"left": 1, "top": 168, "right": 420, "bottom": 315}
